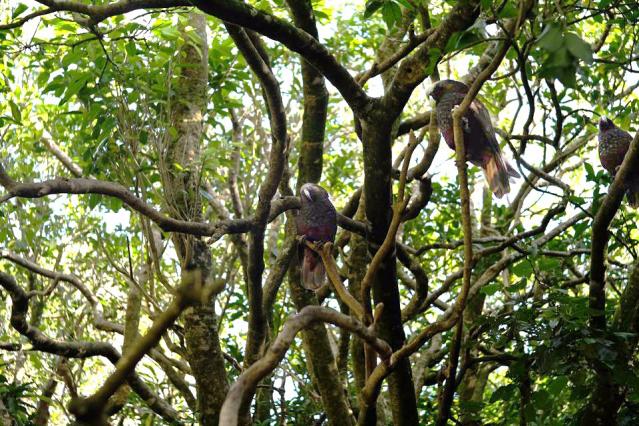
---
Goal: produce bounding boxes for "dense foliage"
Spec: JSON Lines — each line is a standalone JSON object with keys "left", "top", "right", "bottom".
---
{"left": 1, "top": 0, "right": 639, "bottom": 425}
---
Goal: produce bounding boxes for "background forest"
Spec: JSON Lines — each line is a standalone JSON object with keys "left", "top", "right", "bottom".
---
{"left": 1, "top": 0, "right": 639, "bottom": 425}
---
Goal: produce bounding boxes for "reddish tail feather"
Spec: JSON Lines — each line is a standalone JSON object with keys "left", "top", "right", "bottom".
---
{"left": 484, "top": 153, "right": 520, "bottom": 198}
{"left": 302, "top": 247, "right": 326, "bottom": 290}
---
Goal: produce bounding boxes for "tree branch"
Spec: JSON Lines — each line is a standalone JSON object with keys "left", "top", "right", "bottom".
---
{"left": 0, "top": 271, "right": 180, "bottom": 423}
{"left": 589, "top": 130, "right": 639, "bottom": 331}
{"left": 0, "top": 7, "right": 58, "bottom": 31}
{"left": 439, "top": 5, "right": 531, "bottom": 421}
{"left": 33, "top": 0, "right": 189, "bottom": 24}
{"left": 219, "top": 306, "right": 391, "bottom": 426}
{"left": 191, "top": 0, "right": 370, "bottom": 114}
{"left": 226, "top": 25, "right": 288, "bottom": 379}
{"left": 42, "top": 138, "right": 83, "bottom": 178}
{"left": 69, "top": 267, "right": 208, "bottom": 422}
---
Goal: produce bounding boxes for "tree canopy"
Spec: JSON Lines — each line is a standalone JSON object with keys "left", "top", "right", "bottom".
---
{"left": 1, "top": 0, "right": 639, "bottom": 425}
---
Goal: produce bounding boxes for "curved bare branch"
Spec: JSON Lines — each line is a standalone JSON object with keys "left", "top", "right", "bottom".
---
{"left": 219, "top": 306, "right": 391, "bottom": 426}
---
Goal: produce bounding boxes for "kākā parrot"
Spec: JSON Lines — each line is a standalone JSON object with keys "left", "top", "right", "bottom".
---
{"left": 598, "top": 117, "right": 639, "bottom": 208}
{"left": 429, "top": 79, "right": 520, "bottom": 197}
{"left": 296, "top": 183, "right": 337, "bottom": 290}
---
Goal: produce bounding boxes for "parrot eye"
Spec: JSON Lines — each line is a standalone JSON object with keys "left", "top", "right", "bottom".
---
{"left": 302, "top": 188, "right": 313, "bottom": 201}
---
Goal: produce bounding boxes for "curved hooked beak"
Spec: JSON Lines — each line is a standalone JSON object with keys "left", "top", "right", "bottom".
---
{"left": 302, "top": 188, "right": 313, "bottom": 202}
{"left": 599, "top": 116, "right": 612, "bottom": 128}
{"left": 426, "top": 83, "right": 436, "bottom": 99}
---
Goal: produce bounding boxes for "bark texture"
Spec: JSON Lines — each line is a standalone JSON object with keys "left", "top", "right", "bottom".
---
{"left": 160, "top": 13, "right": 229, "bottom": 425}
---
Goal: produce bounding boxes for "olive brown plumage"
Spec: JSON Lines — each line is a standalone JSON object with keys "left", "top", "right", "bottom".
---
{"left": 429, "top": 79, "right": 520, "bottom": 197}
{"left": 598, "top": 117, "right": 639, "bottom": 208}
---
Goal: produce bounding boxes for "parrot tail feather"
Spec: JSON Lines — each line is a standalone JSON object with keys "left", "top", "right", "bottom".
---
{"left": 506, "top": 161, "right": 521, "bottom": 178}
{"left": 484, "top": 154, "right": 517, "bottom": 198}
{"left": 302, "top": 248, "right": 326, "bottom": 290}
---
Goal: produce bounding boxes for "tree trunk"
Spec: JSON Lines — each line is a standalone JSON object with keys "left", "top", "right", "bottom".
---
{"left": 580, "top": 260, "right": 639, "bottom": 424}
{"left": 361, "top": 116, "right": 418, "bottom": 425}
{"left": 160, "top": 12, "right": 229, "bottom": 425}
{"left": 287, "top": 232, "right": 356, "bottom": 426}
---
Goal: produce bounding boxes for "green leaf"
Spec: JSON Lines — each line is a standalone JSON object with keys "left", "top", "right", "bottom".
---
{"left": 88, "top": 194, "right": 100, "bottom": 210}
{"left": 314, "top": 9, "right": 329, "bottom": 21}
{"left": 445, "top": 30, "right": 482, "bottom": 54}
{"left": 584, "top": 162, "right": 595, "bottom": 181}
{"left": 569, "top": 194, "right": 586, "bottom": 205}
{"left": 481, "top": 282, "right": 501, "bottom": 296}
{"left": 381, "top": 1, "right": 402, "bottom": 29}
{"left": 537, "top": 24, "right": 564, "bottom": 52}
{"left": 9, "top": 101, "right": 21, "bottom": 124}
{"left": 395, "top": 0, "right": 414, "bottom": 9}
{"left": 490, "top": 384, "right": 517, "bottom": 403}
{"left": 61, "top": 75, "right": 89, "bottom": 104}
{"left": 456, "top": 31, "right": 482, "bottom": 51}
{"left": 12, "top": 4, "right": 28, "bottom": 19}
{"left": 547, "top": 47, "right": 571, "bottom": 68}
{"left": 512, "top": 261, "right": 533, "bottom": 278}
{"left": 509, "top": 278, "right": 527, "bottom": 292}
{"left": 498, "top": 2, "right": 519, "bottom": 18}
{"left": 556, "top": 65, "right": 577, "bottom": 88}
{"left": 424, "top": 48, "right": 441, "bottom": 76}
{"left": 547, "top": 376, "right": 568, "bottom": 396}
{"left": 444, "top": 32, "right": 462, "bottom": 53}
{"left": 107, "top": 197, "right": 123, "bottom": 212}
{"left": 564, "top": 33, "right": 593, "bottom": 64}
{"left": 364, "top": 0, "right": 384, "bottom": 18}
{"left": 61, "top": 50, "right": 79, "bottom": 68}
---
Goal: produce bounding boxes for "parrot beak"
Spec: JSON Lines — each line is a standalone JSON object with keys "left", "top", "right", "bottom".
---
{"left": 302, "top": 188, "right": 313, "bottom": 202}
{"left": 427, "top": 81, "right": 447, "bottom": 101}
{"left": 426, "top": 83, "right": 436, "bottom": 99}
{"left": 599, "top": 116, "right": 612, "bottom": 130}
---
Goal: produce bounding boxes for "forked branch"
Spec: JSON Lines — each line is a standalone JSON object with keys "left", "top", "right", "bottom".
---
{"left": 218, "top": 306, "right": 391, "bottom": 426}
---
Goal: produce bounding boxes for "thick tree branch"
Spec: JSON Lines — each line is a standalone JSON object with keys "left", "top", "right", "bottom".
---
{"left": 589, "top": 130, "right": 639, "bottom": 331}
{"left": 357, "top": 131, "right": 421, "bottom": 425}
{"left": 0, "top": 164, "right": 249, "bottom": 237}
{"left": 191, "top": 0, "right": 370, "bottom": 114}
{"left": 0, "top": 166, "right": 375, "bottom": 248}
{"left": 33, "top": 0, "right": 188, "bottom": 24}
{"left": 226, "top": 25, "right": 287, "bottom": 379}
{"left": 285, "top": 0, "right": 329, "bottom": 185}
{"left": 384, "top": 0, "right": 481, "bottom": 112}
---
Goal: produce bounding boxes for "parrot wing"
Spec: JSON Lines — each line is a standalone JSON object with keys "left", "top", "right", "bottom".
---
{"left": 469, "top": 98, "right": 500, "bottom": 154}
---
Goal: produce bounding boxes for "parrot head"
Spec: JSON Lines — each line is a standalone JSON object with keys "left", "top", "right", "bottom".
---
{"left": 428, "top": 79, "right": 470, "bottom": 101}
{"left": 599, "top": 116, "right": 616, "bottom": 132}
{"left": 300, "top": 183, "right": 330, "bottom": 205}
